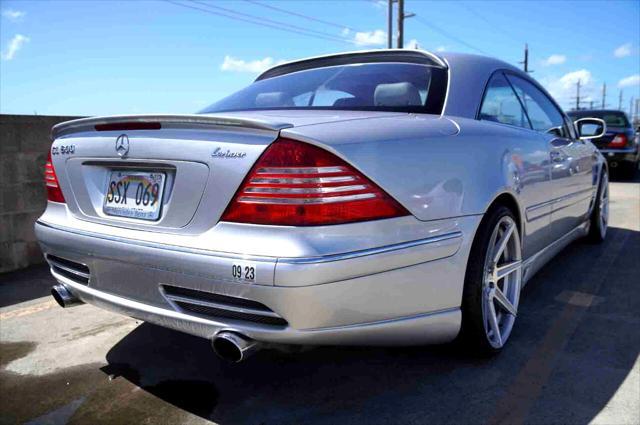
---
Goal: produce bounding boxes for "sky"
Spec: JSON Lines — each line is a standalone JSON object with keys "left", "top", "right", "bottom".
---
{"left": 1, "top": 0, "right": 639, "bottom": 117}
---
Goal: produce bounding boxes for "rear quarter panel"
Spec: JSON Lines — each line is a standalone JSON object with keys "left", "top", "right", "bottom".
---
{"left": 284, "top": 115, "right": 552, "bottom": 258}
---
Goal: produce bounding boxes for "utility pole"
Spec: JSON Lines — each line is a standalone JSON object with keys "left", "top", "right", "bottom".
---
{"left": 575, "top": 80, "right": 581, "bottom": 110}
{"left": 630, "top": 97, "right": 634, "bottom": 116}
{"left": 395, "top": 0, "right": 414, "bottom": 49}
{"left": 590, "top": 101, "right": 594, "bottom": 109}
{"left": 519, "top": 44, "right": 533, "bottom": 73}
{"left": 397, "top": 0, "right": 404, "bottom": 48}
{"left": 387, "top": 0, "right": 393, "bottom": 49}
{"left": 618, "top": 90, "right": 623, "bottom": 110}
{"left": 601, "top": 83, "right": 606, "bottom": 109}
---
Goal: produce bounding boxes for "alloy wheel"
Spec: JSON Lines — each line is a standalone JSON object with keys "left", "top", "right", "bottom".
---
{"left": 481, "top": 216, "right": 522, "bottom": 349}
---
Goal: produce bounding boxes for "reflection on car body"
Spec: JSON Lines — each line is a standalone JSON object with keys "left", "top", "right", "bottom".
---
{"left": 37, "top": 49, "right": 610, "bottom": 361}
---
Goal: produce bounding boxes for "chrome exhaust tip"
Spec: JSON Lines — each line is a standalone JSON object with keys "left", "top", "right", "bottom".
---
{"left": 51, "top": 284, "right": 83, "bottom": 308}
{"left": 212, "top": 332, "right": 260, "bottom": 363}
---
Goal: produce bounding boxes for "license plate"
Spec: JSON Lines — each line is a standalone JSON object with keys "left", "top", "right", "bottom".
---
{"left": 103, "top": 171, "right": 165, "bottom": 220}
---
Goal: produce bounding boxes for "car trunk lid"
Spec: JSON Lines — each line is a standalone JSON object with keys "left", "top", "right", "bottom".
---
{"left": 50, "top": 112, "right": 403, "bottom": 234}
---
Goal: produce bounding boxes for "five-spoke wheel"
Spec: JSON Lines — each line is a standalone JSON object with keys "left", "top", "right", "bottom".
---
{"left": 461, "top": 205, "right": 522, "bottom": 353}
{"left": 481, "top": 215, "right": 522, "bottom": 349}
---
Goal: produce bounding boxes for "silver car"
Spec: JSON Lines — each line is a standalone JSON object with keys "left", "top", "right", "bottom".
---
{"left": 36, "top": 49, "right": 609, "bottom": 362}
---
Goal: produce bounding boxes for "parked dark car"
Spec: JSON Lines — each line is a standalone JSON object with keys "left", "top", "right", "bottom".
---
{"left": 568, "top": 109, "right": 639, "bottom": 178}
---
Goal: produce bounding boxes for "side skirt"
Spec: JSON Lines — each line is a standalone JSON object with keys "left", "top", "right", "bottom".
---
{"left": 522, "top": 221, "right": 589, "bottom": 286}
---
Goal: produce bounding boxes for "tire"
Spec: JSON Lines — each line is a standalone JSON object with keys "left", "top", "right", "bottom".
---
{"left": 587, "top": 170, "right": 609, "bottom": 243}
{"left": 460, "top": 205, "right": 522, "bottom": 354}
{"left": 620, "top": 161, "right": 638, "bottom": 180}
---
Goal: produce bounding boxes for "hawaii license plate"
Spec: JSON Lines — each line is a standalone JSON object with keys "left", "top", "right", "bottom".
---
{"left": 103, "top": 171, "right": 165, "bottom": 220}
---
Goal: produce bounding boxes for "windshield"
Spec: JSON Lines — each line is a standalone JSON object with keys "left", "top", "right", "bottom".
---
{"left": 201, "top": 63, "right": 447, "bottom": 114}
{"left": 568, "top": 111, "right": 630, "bottom": 128}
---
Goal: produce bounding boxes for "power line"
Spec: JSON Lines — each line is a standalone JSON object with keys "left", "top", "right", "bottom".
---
{"left": 413, "top": 16, "right": 488, "bottom": 55}
{"left": 190, "top": 0, "right": 356, "bottom": 43}
{"left": 164, "top": 0, "right": 355, "bottom": 45}
{"left": 243, "top": 0, "right": 361, "bottom": 33}
{"left": 457, "top": 2, "right": 517, "bottom": 42}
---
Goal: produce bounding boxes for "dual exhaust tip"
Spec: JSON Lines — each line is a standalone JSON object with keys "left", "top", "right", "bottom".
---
{"left": 51, "top": 284, "right": 260, "bottom": 363}
{"left": 51, "top": 284, "right": 84, "bottom": 308}
{"left": 212, "top": 332, "right": 260, "bottom": 363}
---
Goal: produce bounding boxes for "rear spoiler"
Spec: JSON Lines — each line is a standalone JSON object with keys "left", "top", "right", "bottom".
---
{"left": 51, "top": 114, "right": 294, "bottom": 140}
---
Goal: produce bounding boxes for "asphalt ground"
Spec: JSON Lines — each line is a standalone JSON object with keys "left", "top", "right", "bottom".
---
{"left": 1, "top": 171, "right": 639, "bottom": 425}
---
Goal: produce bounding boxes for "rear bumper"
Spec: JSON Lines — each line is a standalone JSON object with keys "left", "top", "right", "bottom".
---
{"left": 599, "top": 147, "right": 639, "bottom": 164}
{"left": 50, "top": 271, "right": 461, "bottom": 346}
{"left": 35, "top": 215, "right": 480, "bottom": 346}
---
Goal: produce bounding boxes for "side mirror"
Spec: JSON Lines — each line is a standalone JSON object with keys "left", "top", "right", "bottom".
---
{"left": 574, "top": 118, "right": 606, "bottom": 140}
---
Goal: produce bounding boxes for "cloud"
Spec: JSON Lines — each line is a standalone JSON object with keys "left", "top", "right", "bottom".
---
{"left": 541, "top": 69, "right": 595, "bottom": 104}
{"left": 1, "top": 9, "right": 25, "bottom": 21}
{"left": 1, "top": 34, "right": 29, "bottom": 61}
{"left": 614, "top": 43, "right": 632, "bottom": 58}
{"left": 435, "top": 46, "right": 447, "bottom": 52}
{"left": 542, "top": 54, "right": 566, "bottom": 66}
{"left": 618, "top": 74, "right": 640, "bottom": 88}
{"left": 220, "top": 56, "right": 286, "bottom": 73}
{"left": 406, "top": 39, "right": 420, "bottom": 49}
{"left": 353, "top": 29, "right": 386, "bottom": 46}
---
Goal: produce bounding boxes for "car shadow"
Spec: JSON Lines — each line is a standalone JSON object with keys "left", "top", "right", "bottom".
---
{"left": 101, "top": 226, "right": 640, "bottom": 424}
{"left": 609, "top": 164, "right": 640, "bottom": 182}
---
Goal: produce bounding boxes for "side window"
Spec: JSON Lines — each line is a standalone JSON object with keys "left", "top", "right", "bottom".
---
{"left": 506, "top": 74, "right": 567, "bottom": 137}
{"left": 479, "top": 73, "right": 530, "bottom": 129}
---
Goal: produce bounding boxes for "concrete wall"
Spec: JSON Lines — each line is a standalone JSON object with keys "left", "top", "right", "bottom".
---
{"left": 1, "top": 114, "right": 83, "bottom": 273}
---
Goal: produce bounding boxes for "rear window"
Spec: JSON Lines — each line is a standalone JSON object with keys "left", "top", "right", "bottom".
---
{"left": 568, "top": 111, "right": 630, "bottom": 128}
{"left": 201, "top": 63, "right": 447, "bottom": 115}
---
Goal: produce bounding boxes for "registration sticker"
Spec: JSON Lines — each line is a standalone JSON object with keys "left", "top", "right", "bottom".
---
{"left": 231, "top": 262, "right": 257, "bottom": 283}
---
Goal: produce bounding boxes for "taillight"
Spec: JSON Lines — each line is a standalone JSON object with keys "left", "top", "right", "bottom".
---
{"left": 45, "top": 151, "right": 65, "bottom": 203}
{"left": 221, "top": 138, "right": 409, "bottom": 226}
{"left": 609, "top": 134, "right": 628, "bottom": 148}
